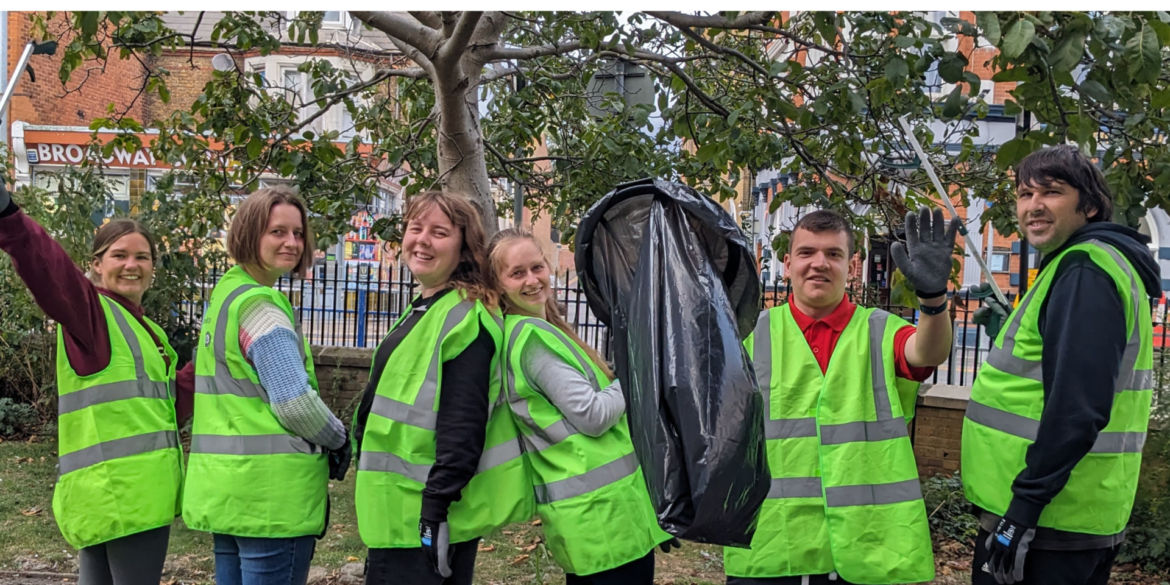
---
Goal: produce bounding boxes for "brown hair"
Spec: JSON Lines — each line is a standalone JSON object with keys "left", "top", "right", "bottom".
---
{"left": 792, "top": 209, "right": 855, "bottom": 255}
{"left": 486, "top": 228, "right": 614, "bottom": 379}
{"left": 403, "top": 191, "right": 494, "bottom": 306}
{"left": 227, "top": 186, "right": 315, "bottom": 278}
{"left": 89, "top": 218, "right": 158, "bottom": 289}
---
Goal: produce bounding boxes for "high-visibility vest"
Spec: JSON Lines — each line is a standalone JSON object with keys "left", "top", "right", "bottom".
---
{"left": 182, "top": 265, "right": 328, "bottom": 538}
{"left": 354, "top": 290, "right": 532, "bottom": 548}
{"left": 724, "top": 305, "right": 934, "bottom": 584}
{"left": 963, "top": 240, "right": 1153, "bottom": 535}
{"left": 503, "top": 315, "right": 670, "bottom": 575}
{"left": 52, "top": 294, "right": 182, "bottom": 549}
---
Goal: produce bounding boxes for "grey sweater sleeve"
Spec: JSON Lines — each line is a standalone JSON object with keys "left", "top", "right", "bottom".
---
{"left": 520, "top": 339, "right": 625, "bottom": 437}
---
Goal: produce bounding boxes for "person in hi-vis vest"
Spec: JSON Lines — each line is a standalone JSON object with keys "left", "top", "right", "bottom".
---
{"left": 963, "top": 145, "right": 1160, "bottom": 585}
{"left": 725, "top": 208, "right": 958, "bottom": 585}
{"left": 486, "top": 228, "right": 676, "bottom": 585}
{"left": 184, "top": 187, "right": 350, "bottom": 585}
{"left": 352, "top": 191, "right": 531, "bottom": 585}
{"left": 0, "top": 182, "right": 190, "bottom": 585}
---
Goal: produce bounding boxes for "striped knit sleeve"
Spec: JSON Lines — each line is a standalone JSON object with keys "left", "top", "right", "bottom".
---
{"left": 237, "top": 294, "right": 346, "bottom": 450}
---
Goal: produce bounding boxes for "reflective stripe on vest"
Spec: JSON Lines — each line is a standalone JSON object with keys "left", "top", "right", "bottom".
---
{"left": 505, "top": 318, "right": 638, "bottom": 503}
{"left": 752, "top": 309, "right": 918, "bottom": 506}
{"left": 358, "top": 301, "right": 522, "bottom": 474}
{"left": 974, "top": 241, "right": 1150, "bottom": 455}
{"left": 58, "top": 299, "right": 175, "bottom": 474}
{"left": 194, "top": 284, "right": 268, "bottom": 401}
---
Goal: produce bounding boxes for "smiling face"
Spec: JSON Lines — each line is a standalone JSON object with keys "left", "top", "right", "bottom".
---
{"left": 1016, "top": 178, "right": 1094, "bottom": 253}
{"left": 496, "top": 238, "right": 551, "bottom": 318}
{"left": 402, "top": 204, "right": 463, "bottom": 294}
{"left": 784, "top": 227, "right": 852, "bottom": 319}
{"left": 91, "top": 232, "right": 154, "bottom": 305}
{"left": 255, "top": 203, "right": 305, "bottom": 285}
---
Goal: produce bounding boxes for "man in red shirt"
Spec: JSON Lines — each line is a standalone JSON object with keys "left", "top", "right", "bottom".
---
{"left": 724, "top": 208, "right": 957, "bottom": 585}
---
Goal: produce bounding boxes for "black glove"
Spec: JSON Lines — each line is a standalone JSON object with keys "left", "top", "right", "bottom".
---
{"left": 970, "top": 283, "right": 1011, "bottom": 340}
{"left": 891, "top": 207, "right": 961, "bottom": 298}
{"left": 419, "top": 516, "right": 453, "bottom": 578}
{"left": 328, "top": 436, "right": 351, "bottom": 481}
{"left": 658, "top": 537, "right": 681, "bottom": 553}
{"left": 983, "top": 516, "right": 1036, "bottom": 584}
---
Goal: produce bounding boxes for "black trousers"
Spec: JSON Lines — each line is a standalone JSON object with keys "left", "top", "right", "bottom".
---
{"left": 364, "top": 539, "right": 480, "bottom": 585}
{"left": 565, "top": 551, "right": 654, "bottom": 585}
{"left": 972, "top": 527, "right": 1120, "bottom": 585}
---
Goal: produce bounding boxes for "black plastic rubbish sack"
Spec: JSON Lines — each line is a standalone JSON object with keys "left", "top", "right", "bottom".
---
{"left": 574, "top": 178, "right": 769, "bottom": 546}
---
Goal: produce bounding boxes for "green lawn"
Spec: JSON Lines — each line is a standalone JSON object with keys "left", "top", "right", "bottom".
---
{"left": 0, "top": 437, "right": 723, "bottom": 584}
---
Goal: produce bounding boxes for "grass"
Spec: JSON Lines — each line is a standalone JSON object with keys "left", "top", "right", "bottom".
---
{"left": 0, "top": 437, "right": 723, "bottom": 584}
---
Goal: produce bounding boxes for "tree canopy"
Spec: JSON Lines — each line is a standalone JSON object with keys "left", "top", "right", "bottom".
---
{"left": 21, "top": 10, "right": 1170, "bottom": 244}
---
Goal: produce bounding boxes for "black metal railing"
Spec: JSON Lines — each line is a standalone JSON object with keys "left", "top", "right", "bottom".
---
{"left": 177, "top": 263, "right": 1168, "bottom": 395}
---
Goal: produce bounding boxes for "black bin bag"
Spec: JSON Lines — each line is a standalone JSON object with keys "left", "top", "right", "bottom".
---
{"left": 574, "top": 178, "right": 769, "bottom": 546}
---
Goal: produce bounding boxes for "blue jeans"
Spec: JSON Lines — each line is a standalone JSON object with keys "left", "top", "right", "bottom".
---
{"left": 213, "top": 534, "right": 316, "bottom": 585}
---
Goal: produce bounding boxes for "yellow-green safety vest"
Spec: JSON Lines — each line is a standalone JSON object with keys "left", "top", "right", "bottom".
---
{"left": 504, "top": 315, "right": 670, "bottom": 575}
{"left": 52, "top": 294, "right": 182, "bottom": 549}
{"left": 354, "top": 289, "right": 533, "bottom": 548}
{"left": 962, "top": 240, "right": 1153, "bottom": 535}
{"left": 724, "top": 305, "right": 934, "bottom": 584}
{"left": 183, "top": 265, "right": 328, "bottom": 538}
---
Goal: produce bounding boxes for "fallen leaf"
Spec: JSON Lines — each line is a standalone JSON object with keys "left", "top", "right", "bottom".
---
{"left": 522, "top": 543, "right": 539, "bottom": 552}
{"left": 21, "top": 506, "right": 42, "bottom": 516}
{"left": 501, "top": 530, "right": 514, "bottom": 535}
{"left": 346, "top": 556, "right": 359, "bottom": 562}
{"left": 530, "top": 518, "right": 542, "bottom": 526}
{"left": 510, "top": 554, "right": 530, "bottom": 565}
{"left": 478, "top": 544, "right": 496, "bottom": 552}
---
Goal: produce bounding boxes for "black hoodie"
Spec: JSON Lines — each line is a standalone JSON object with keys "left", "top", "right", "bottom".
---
{"left": 999, "top": 222, "right": 1162, "bottom": 546}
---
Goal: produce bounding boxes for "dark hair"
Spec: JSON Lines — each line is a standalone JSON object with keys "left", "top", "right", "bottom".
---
{"left": 227, "top": 186, "right": 315, "bottom": 278}
{"left": 791, "top": 209, "right": 854, "bottom": 255}
{"left": 403, "top": 191, "right": 494, "bottom": 307}
{"left": 486, "top": 228, "right": 613, "bottom": 379}
{"left": 92, "top": 218, "right": 158, "bottom": 263}
{"left": 1015, "top": 145, "right": 1112, "bottom": 223}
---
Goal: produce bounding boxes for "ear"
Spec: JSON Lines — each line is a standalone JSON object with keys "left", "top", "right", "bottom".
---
{"left": 782, "top": 252, "right": 791, "bottom": 275}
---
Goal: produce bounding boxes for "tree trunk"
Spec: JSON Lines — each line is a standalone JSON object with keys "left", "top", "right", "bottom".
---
{"left": 433, "top": 56, "right": 497, "bottom": 235}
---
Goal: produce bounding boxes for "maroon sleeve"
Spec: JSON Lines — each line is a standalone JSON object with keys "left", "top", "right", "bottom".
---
{"left": 893, "top": 325, "right": 935, "bottom": 382}
{"left": 0, "top": 209, "right": 112, "bottom": 375}
{"left": 175, "top": 361, "right": 195, "bottom": 425}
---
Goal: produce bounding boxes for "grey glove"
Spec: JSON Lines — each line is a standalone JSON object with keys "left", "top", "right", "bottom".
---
{"left": 420, "top": 517, "right": 452, "bottom": 578}
{"left": 891, "top": 207, "right": 961, "bottom": 297}
{"left": 983, "top": 515, "right": 1036, "bottom": 584}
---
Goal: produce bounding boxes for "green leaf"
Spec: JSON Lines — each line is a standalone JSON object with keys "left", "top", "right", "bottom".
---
{"left": 1002, "top": 18, "right": 1036, "bottom": 60}
{"left": 938, "top": 53, "right": 967, "bottom": 84}
{"left": 1078, "top": 79, "right": 1112, "bottom": 104}
{"left": 884, "top": 57, "right": 909, "bottom": 85}
{"left": 1124, "top": 23, "right": 1161, "bottom": 84}
{"left": 1049, "top": 32, "right": 1085, "bottom": 72}
{"left": 977, "top": 12, "right": 1001, "bottom": 45}
{"left": 941, "top": 85, "right": 964, "bottom": 118}
{"left": 996, "top": 137, "right": 1034, "bottom": 170}
{"left": 80, "top": 12, "right": 100, "bottom": 38}
{"left": 991, "top": 67, "right": 1032, "bottom": 82}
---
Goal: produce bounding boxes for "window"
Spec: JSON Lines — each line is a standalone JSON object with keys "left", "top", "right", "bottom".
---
{"left": 989, "top": 252, "right": 1010, "bottom": 272}
{"left": 287, "top": 11, "right": 348, "bottom": 29}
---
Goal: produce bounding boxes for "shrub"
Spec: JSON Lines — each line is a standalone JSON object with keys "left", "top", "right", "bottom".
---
{"left": 0, "top": 397, "right": 38, "bottom": 439}
{"left": 922, "top": 472, "right": 979, "bottom": 548}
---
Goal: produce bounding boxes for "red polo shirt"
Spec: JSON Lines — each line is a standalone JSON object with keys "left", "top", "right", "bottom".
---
{"left": 788, "top": 295, "right": 935, "bottom": 382}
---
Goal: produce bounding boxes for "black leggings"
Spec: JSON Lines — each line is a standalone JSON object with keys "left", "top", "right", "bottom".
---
{"left": 565, "top": 551, "right": 654, "bottom": 585}
{"left": 365, "top": 539, "right": 479, "bottom": 585}
{"left": 78, "top": 525, "right": 171, "bottom": 585}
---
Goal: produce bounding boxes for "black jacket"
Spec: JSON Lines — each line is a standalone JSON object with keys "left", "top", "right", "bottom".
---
{"left": 999, "top": 222, "right": 1161, "bottom": 548}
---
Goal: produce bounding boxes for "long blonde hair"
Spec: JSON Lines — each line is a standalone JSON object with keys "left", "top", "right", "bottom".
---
{"left": 486, "top": 228, "right": 614, "bottom": 379}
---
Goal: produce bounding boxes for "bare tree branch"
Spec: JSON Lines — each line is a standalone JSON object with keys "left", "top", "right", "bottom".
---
{"left": 439, "top": 12, "right": 483, "bottom": 63}
{"left": 408, "top": 11, "right": 442, "bottom": 29}
{"left": 476, "top": 40, "right": 584, "bottom": 61}
{"left": 645, "top": 11, "right": 774, "bottom": 29}
{"left": 671, "top": 24, "right": 770, "bottom": 79}
{"left": 350, "top": 11, "right": 441, "bottom": 70}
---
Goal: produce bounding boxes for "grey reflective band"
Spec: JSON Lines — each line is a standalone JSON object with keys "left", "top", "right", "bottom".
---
{"left": 191, "top": 433, "right": 317, "bottom": 456}
{"left": 752, "top": 311, "right": 773, "bottom": 422}
{"left": 534, "top": 452, "right": 638, "bottom": 504}
{"left": 367, "top": 300, "right": 475, "bottom": 430}
{"left": 767, "top": 476, "right": 823, "bottom": 499}
{"left": 476, "top": 437, "right": 523, "bottom": 472}
{"left": 106, "top": 297, "right": 147, "bottom": 376}
{"left": 966, "top": 399, "right": 1147, "bottom": 454}
{"left": 765, "top": 417, "right": 817, "bottom": 440}
{"left": 867, "top": 310, "right": 894, "bottom": 420}
{"left": 358, "top": 450, "right": 431, "bottom": 483}
{"left": 987, "top": 240, "right": 1151, "bottom": 393}
{"left": 58, "top": 430, "right": 178, "bottom": 476}
{"left": 504, "top": 316, "right": 601, "bottom": 446}
{"left": 196, "top": 284, "right": 269, "bottom": 400}
{"left": 820, "top": 418, "right": 908, "bottom": 445}
{"left": 58, "top": 380, "right": 170, "bottom": 415}
{"left": 824, "top": 478, "right": 923, "bottom": 507}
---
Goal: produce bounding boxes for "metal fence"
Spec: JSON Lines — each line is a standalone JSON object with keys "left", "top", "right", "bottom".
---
{"left": 179, "top": 264, "right": 1169, "bottom": 393}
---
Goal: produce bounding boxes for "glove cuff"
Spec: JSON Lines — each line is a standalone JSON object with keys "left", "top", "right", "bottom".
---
{"left": 915, "top": 289, "right": 947, "bottom": 300}
{"left": 421, "top": 496, "right": 449, "bottom": 523}
{"left": 1004, "top": 499, "right": 1042, "bottom": 529}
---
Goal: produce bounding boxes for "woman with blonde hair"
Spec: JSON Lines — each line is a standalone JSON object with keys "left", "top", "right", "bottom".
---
{"left": 183, "top": 186, "right": 349, "bottom": 585}
{"left": 486, "top": 227, "right": 672, "bottom": 585}
{"left": 0, "top": 182, "right": 186, "bottom": 585}
{"left": 353, "top": 191, "right": 531, "bottom": 585}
